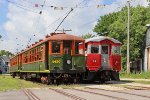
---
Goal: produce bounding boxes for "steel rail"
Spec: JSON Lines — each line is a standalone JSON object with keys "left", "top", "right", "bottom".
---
{"left": 73, "top": 88, "right": 126, "bottom": 100}
{"left": 23, "top": 89, "right": 40, "bottom": 100}
{"left": 122, "top": 85, "right": 150, "bottom": 90}
{"left": 86, "top": 87, "right": 150, "bottom": 99}
{"left": 49, "top": 88, "right": 86, "bottom": 100}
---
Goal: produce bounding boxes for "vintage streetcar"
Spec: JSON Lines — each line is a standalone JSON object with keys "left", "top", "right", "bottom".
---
{"left": 83, "top": 36, "right": 122, "bottom": 82}
{"left": 10, "top": 33, "right": 85, "bottom": 84}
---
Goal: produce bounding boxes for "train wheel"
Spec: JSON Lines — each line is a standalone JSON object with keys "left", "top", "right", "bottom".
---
{"left": 54, "top": 79, "right": 59, "bottom": 85}
{"left": 54, "top": 79, "right": 57, "bottom": 84}
{"left": 100, "top": 79, "right": 105, "bottom": 84}
{"left": 12, "top": 73, "right": 16, "bottom": 78}
{"left": 23, "top": 75, "right": 27, "bottom": 80}
{"left": 73, "top": 78, "right": 79, "bottom": 84}
{"left": 45, "top": 77, "right": 52, "bottom": 85}
{"left": 41, "top": 76, "right": 45, "bottom": 84}
{"left": 111, "top": 71, "right": 120, "bottom": 81}
{"left": 19, "top": 74, "right": 23, "bottom": 79}
{"left": 73, "top": 78, "right": 77, "bottom": 84}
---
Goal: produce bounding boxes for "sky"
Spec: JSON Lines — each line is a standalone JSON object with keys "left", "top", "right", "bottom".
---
{"left": 0, "top": 0, "right": 149, "bottom": 53}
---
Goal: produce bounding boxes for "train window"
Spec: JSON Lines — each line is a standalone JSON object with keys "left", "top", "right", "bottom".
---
{"left": 37, "top": 47, "right": 40, "bottom": 60}
{"left": 112, "top": 46, "right": 120, "bottom": 54}
{"left": 75, "top": 42, "right": 84, "bottom": 54}
{"left": 91, "top": 45, "right": 99, "bottom": 53}
{"left": 101, "top": 45, "right": 109, "bottom": 54}
{"left": 34, "top": 49, "right": 36, "bottom": 61}
{"left": 29, "top": 51, "right": 32, "bottom": 62}
{"left": 39, "top": 52, "right": 42, "bottom": 60}
{"left": 75, "top": 42, "right": 79, "bottom": 54}
{"left": 52, "top": 42, "right": 60, "bottom": 53}
{"left": 63, "top": 41, "right": 71, "bottom": 54}
{"left": 41, "top": 46, "right": 43, "bottom": 51}
{"left": 32, "top": 50, "right": 34, "bottom": 61}
{"left": 25, "top": 55, "right": 28, "bottom": 63}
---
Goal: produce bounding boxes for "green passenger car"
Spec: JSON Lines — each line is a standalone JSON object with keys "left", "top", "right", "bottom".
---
{"left": 10, "top": 33, "right": 85, "bottom": 84}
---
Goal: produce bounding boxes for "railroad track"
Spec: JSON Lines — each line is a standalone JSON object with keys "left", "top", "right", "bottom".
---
{"left": 23, "top": 89, "right": 40, "bottom": 100}
{"left": 122, "top": 85, "right": 150, "bottom": 90}
{"left": 85, "top": 87, "right": 150, "bottom": 99}
{"left": 72, "top": 88, "right": 126, "bottom": 100}
{"left": 16, "top": 78, "right": 40, "bottom": 100}
{"left": 49, "top": 88, "right": 86, "bottom": 100}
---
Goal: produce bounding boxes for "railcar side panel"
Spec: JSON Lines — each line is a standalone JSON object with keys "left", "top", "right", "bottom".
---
{"left": 86, "top": 54, "right": 101, "bottom": 71}
{"left": 49, "top": 55, "right": 63, "bottom": 72}
{"left": 110, "top": 55, "right": 121, "bottom": 71}
{"left": 21, "top": 61, "right": 46, "bottom": 72}
{"left": 71, "top": 55, "right": 85, "bottom": 71}
{"left": 10, "top": 66, "right": 18, "bottom": 73}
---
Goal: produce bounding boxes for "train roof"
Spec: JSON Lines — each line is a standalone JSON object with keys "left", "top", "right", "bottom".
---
{"left": 85, "top": 36, "right": 121, "bottom": 44}
{"left": 45, "top": 33, "right": 84, "bottom": 41}
{"left": 13, "top": 33, "right": 84, "bottom": 56}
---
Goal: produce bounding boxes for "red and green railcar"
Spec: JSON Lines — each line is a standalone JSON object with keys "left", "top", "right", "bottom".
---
{"left": 10, "top": 33, "right": 85, "bottom": 84}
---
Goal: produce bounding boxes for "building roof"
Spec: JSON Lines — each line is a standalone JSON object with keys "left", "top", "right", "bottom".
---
{"left": 146, "top": 24, "right": 150, "bottom": 27}
{"left": 0, "top": 56, "right": 10, "bottom": 62}
{"left": 85, "top": 36, "right": 121, "bottom": 44}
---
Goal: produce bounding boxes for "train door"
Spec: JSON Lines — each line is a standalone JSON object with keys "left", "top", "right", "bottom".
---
{"left": 101, "top": 45, "right": 110, "bottom": 68}
{"left": 63, "top": 41, "right": 72, "bottom": 70}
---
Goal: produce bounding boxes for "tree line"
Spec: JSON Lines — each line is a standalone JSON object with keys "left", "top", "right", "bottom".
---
{"left": 0, "top": 50, "right": 14, "bottom": 57}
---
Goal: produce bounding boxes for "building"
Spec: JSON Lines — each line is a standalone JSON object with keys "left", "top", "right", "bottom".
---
{"left": 0, "top": 56, "right": 10, "bottom": 74}
{"left": 144, "top": 24, "right": 150, "bottom": 72}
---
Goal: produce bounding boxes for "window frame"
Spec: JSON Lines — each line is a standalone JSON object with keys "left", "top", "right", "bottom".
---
{"left": 112, "top": 46, "right": 121, "bottom": 55}
{"left": 51, "top": 41, "right": 62, "bottom": 54}
{"left": 74, "top": 41, "right": 85, "bottom": 55}
{"left": 90, "top": 44, "right": 99, "bottom": 54}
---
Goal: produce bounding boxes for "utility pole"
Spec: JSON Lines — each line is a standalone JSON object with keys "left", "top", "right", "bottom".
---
{"left": 148, "top": 0, "right": 150, "bottom": 6}
{"left": 127, "top": 1, "right": 130, "bottom": 74}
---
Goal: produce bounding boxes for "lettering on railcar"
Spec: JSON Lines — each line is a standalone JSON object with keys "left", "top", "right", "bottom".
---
{"left": 52, "top": 59, "right": 60, "bottom": 63}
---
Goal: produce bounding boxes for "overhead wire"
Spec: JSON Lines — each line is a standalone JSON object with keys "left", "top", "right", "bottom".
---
{"left": 54, "top": 8, "right": 74, "bottom": 32}
{"left": 5, "top": 0, "right": 40, "bottom": 52}
{"left": 37, "top": 11, "right": 71, "bottom": 35}
{"left": 54, "top": 0, "right": 87, "bottom": 32}
{"left": 79, "top": 19, "right": 98, "bottom": 28}
{"left": 37, "top": 0, "right": 88, "bottom": 34}
{"left": 5, "top": 0, "right": 39, "bottom": 13}
{"left": 26, "top": 0, "right": 47, "bottom": 48}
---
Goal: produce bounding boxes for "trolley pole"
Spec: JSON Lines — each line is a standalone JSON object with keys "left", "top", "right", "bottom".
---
{"left": 127, "top": 1, "right": 130, "bottom": 74}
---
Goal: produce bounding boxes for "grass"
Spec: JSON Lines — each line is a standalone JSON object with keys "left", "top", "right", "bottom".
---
{"left": 120, "top": 72, "right": 150, "bottom": 79}
{"left": 2, "top": 72, "right": 150, "bottom": 91}
{"left": 0, "top": 75, "right": 46, "bottom": 91}
{"left": 0, "top": 75, "right": 80, "bottom": 91}
{"left": 134, "top": 81, "right": 150, "bottom": 84}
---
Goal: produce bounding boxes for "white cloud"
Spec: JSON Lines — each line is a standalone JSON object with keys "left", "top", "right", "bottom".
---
{"left": 4, "top": 21, "right": 15, "bottom": 32}
{"left": 0, "top": 0, "right": 148, "bottom": 53}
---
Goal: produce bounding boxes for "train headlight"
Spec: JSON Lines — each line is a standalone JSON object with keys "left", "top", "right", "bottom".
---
{"left": 67, "top": 60, "right": 71, "bottom": 64}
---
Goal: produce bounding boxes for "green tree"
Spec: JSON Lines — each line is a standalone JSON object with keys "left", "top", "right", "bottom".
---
{"left": 0, "top": 50, "right": 14, "bottom": 57}
{"left": 81, "top": 33, "right": 95, "bottom": 39}
{"left": 93, "top": 5, "right": 150, "bottom": 70}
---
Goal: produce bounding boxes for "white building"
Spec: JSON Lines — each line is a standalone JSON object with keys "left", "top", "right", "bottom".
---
{"left": 144, "top": 24, "right": 150, "bottom": 72}
{"left": 0, "top": 56, "right": 10, "bottom": 74}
